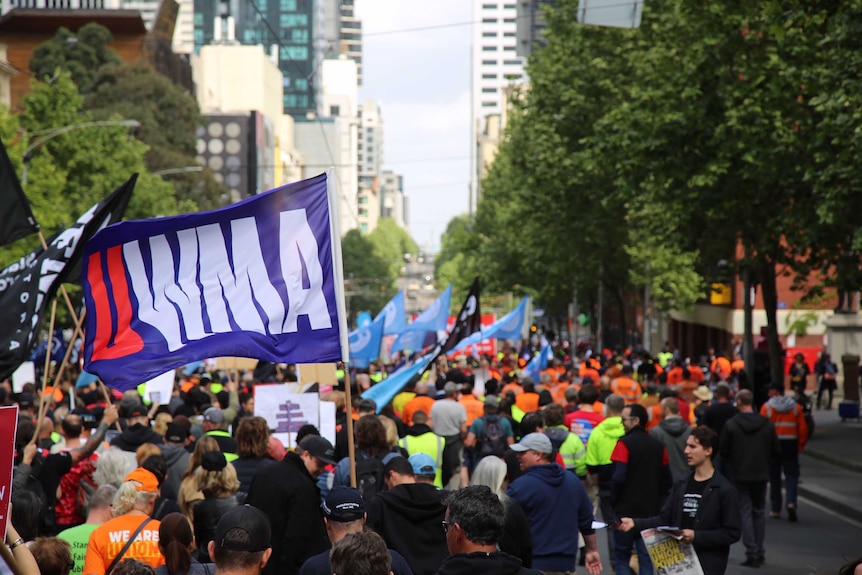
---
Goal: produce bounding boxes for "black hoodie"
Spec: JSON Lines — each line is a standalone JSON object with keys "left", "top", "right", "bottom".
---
{"left": 719, "top": 412, "right": 780, "bottom": 482}
{"left": 366, "top": 482, "right": 448, "bottom": 575}
{"left": 110, "top": 423, "right": 164, "bottom": 452}
{"left": 435, "top": 551, "right": 542, "bottom": 575}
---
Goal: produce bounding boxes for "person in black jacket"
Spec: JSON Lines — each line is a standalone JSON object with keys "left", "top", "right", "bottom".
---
{"left": 111, "top": 403, "right": 164, "bottom": 452}
{"left": 610, "top": 403, "right": 672, "bottom": 575}
{"left": 620, "top": 426, "right": 741, "bottom": 575}
{"left": 365, "top": 456, "right": 448, "bottom": 575}
{"left": 192, "top": 452, "right": 240, "bottom": 562}
{"left": 246, "top": 436, "right": 337, "bottom": 575}
{"left": 436, "top": 485, "right": 541, "bottom": 575}
{"left": 719, "top": 390, "right": 779, "bottom": 568}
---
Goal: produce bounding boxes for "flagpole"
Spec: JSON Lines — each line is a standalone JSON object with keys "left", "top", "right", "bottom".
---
{"left": 53, "top": 308, "right": 86, "bottom": 402}
{"left": 37, "top": 232, "right": 81, "bottom": 327}
{"left": 98, "top": 381, "right": 122, "bottom": 431}
{"left": 343, "top": 363, "right": 357, "bottom": 488}
{"left": 31, "top": 298, "right": 58, "bottom": 445}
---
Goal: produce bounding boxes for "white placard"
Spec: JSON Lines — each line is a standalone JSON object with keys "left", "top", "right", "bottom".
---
{"left": 254, "top": 385, "right": 320, "bottom": 449}
{"left": 319, "top": 401, "right": 336, "bottom": 446}
{"left": 11, "top": 362, "right": 35, "bottom": 393}
{"left": 143, "top": 370, "right": 175, "bottom": 405}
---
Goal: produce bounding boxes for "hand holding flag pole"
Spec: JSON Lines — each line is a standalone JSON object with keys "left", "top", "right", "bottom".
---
{"left": 30, "top": 299, "right": 58, "bottom": 446}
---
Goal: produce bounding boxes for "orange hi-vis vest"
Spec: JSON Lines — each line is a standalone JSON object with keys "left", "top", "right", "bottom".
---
{"left": 611, "top": 377, "right": 642, "bottom": 404}
{"left": 761, "top": 401, "right": 808, "bottom": 452}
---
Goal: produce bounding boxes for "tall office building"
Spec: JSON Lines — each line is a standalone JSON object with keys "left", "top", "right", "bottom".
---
{"left": 357, "top": 99, "right": 382, "bottom": 177}
{"left": 515, "top": 0, "right": 555, "bottom": 58}
{"left": 322, "top": 0, "right": 361, "bottom": 85}
{"left": 380, "top": 170, "right": 407, "bottom": 230}
{"left": 470, "top": 0, "right": 526, "bottom": 212}
{"left": 194, "top": 0, "right": 322, "bottom": 117}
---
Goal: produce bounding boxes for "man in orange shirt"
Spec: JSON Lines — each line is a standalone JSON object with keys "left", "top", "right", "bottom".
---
{"left": 610, "top": 365, "right": 642, "bottom": 404}
{"left": 515, "top": 378, "right": 541, "bottom": 414}
{"left": 761, "top": 383, "right": 808, "bottom": 521}
{"left": 458, "top": 382, "right": 485, "bottom": 426}
{"left": 401, "top": 381, "right": 435, "bottom": 428}
{"left": 84, "top": 468, "right": 164, "bottom": 575}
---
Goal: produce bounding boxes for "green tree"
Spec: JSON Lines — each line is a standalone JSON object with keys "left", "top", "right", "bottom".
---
{"left": 435, "top": 214, "right": 480, "bottom": 293}
{"left": 29, "top": 23, "right": 122, "bottom": 94}
{"left": 341, "top": 229, "right": 396, "bottom": 322}
{"left": 367, "top": 219, "right": 419, "bottom": 277}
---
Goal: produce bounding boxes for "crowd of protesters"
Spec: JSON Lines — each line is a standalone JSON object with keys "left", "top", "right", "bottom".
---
{"left": 0, "top": 338, "right": 832, "bottom": 575}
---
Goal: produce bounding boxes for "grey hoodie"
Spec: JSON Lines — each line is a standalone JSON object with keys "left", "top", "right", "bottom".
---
{"left": 650, "top": 416, "right": 692, "bottom": 480}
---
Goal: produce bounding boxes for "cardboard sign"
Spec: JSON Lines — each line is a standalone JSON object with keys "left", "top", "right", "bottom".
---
{"left": 0, "top": 405, "right": 19, "bottom": 540}
{"left": 215, "top": 357, "right": 259, "bottom": 371}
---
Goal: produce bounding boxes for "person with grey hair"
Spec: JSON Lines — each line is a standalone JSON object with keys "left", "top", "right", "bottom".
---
{"left": 438, "top": 485, "right": 542, "bottom": 575}
{"left": 83, "top": 468, "right": 164, "bottom": 575}
{"left": 59, "top": 484, "right": 118, "bottom": 575}
{"left": 94, "top": 447, "right": 136, "bottom": 488}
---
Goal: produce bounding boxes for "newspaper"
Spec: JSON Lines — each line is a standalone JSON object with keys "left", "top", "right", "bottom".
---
{"left": 640, "top": 528, "right": 705, "bottom": 575}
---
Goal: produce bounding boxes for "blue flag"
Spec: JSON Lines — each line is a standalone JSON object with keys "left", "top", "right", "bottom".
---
{"left": 390, "top": 329, "right": 437, "bottom": 354}
{"left": 362, "top": 352, "right": 436, "bottom": 413}
{"left": 348, "top": 313, "right": 384, "bottom": 366}
{"left": 404, "top": 284, "right": 452, "bottom": 333}
{"left": 525, "top": 341, "right": 552, "bottom": 383}
{"left": 451, "top": 296, "right": 528, "bottom": 352}
{"left": 82, "top": 173, "right": 347, "bottom": 391}
{"left": 374, "top": 290, "right": 406, "bottom": 335}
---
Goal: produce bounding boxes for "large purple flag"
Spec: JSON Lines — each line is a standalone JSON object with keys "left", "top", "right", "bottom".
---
{"left": 82, "top": 173, "right": 348, "bottom": 391}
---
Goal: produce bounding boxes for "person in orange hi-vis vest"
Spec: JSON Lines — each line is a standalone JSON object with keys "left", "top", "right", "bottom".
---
{"left": 610, "top": 365, "right": 642, "bottom": 404}
{"left": 761, "top": 382, "right": 808, "bottom": 521}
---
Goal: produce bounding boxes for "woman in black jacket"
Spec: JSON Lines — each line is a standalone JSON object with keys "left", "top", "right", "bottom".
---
{"left": 231, "top": 417, "right": 276, "bottom": 503}
{"left": 156, "top": 513, "right": 214, "bottom": 575}
{"left": 191, "top": 452, "right": 240, "bottom": 562}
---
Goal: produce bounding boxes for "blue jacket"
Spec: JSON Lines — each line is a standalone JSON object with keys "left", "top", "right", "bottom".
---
{"left": 506, "top": 463, "right": 595, "bottom": 571}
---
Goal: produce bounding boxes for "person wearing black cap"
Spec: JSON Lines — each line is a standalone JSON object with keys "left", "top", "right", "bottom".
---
{"left": 246, "top": 435, "right": 337, "bottom": 575}
{"left": 208, "top": 505, "right": 272, "bottom": 575}
{"left": 111, "top": 402, "right": 164, "bottom": 453}
{"left": 162, "top": 423, "right": 192, "bottom": 500}
{"left": 299, "top": 487, "right": 413, "bottom": 575}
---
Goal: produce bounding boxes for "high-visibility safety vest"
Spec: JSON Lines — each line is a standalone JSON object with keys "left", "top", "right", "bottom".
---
{"left": 610, "top": 377, "right": 642, "bottom": 404}
{"left": 762, "top": 402, "right": 808, "bottom": 451}
{"left": 398, "top": 432, "right": 446, "bottom": 487}
{"left": 206, "top": 430, "right": 239, "bottom": 462}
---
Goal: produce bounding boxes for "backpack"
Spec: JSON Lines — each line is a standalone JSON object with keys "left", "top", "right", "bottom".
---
{"left": 355, "top": 455, "right": 387, "bottom": 501}
{"left": 478, "top": 416, "right": 507, "bottom": 459}
{"left": 545, "top": 428, "right": 569, "bottom": 454}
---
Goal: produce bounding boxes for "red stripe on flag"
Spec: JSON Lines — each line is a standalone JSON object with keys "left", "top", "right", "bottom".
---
{"left": 90, "top": 246, "right": 144, "bottom": 361}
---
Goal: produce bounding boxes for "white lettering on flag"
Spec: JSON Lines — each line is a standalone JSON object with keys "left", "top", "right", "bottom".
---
{"left": 125, "top": 238, "right": 184, "bottom": 351}
{"left": 230, "top": 217, "right": 286, "bottom": 334}
{"left": 170, "top": 228, "right": 210, "bottom": 342}
{"left": 280, "top": 209, "right": 332, "bottom": 332}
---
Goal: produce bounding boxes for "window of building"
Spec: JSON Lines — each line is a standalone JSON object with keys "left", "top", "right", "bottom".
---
{"left": 482, "top": 59, "right": 496, "bottom": 65}
{"left": 482, "top": 3, "right": 497, "bottom": 8}
{"left": 330, "top": 105, "right": 340, "bottom": 116}
{"left": 482, "top": 46, "right": 497, "bottom": 51}
{"left": 482, "top": 73, "right": 497, "bottom": 79}
{"left": 360, "top": 223, "right": 368, "bottom": 232}
{"left": 482, "top": 31, "right": 496, "bottom": 37}
{"left": 482, "top": 18, "right": 497, "bottom": 23}
{"left": 280, "top": 0, "right": 297, "bottom": 9}
{"left": 482, "top": 101, "right": 496, "bottom": 107}
{"left": 504, "top": 31, "right": 516, "bottom": 37}
{"left": 280, "top": 46, "right": 308, "bottom": 61}
{"left": 359, "top": 208, "right": 368, "bottom": 216}
{"left": 504, "top": 18, "right": 516, "bottom": 23}
{"left": 243, "top": 30, "right": 257, "bottom": 43}
{"left": 280, "top": 13, "right": 308, "bottom": 28}
{"left": 504, "top": 3, "right": 516, "bottom": 8}
{"left": 291, "top": 28, "right": 309, "bottom": 43}
{"left": 294, "top": 78, "right": 308, "bottom": 91}
{"left": 194, "top": 30, "right": 204, "bottom": 44}
{"left": 194, "top": 13, "right": 203, "bottom": 26}
{"left": 503, "top": 45, "right": 516, "bottom": 51}
{"left": 482, "top": 87, "right": 497, "bottom": 93}
{"left": 359, "top": 197, "right": 368, "bottom": 205}
{"left": 367, "top": 145, "right": 374, "bottom": 152}
{"left": 503, "top": 59, "right": 521, "bottom": 65}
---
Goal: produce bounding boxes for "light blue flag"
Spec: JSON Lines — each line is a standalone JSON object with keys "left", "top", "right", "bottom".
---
{"left": 451, "top": 296, "right": 528, "bottom": 352}
{"left": 375, "top": 290, "right": 407, "bottom": 335}
{"left": 404, "top": 284, "right": 452, "bottom": 333}
{"left": 362, "top": 352, "right": 436, "bottom": 413}
{"left": 390, "top": 329, "right": 435, "bottom": 354}
{"left": 348, "top": 313, "right": 385, "bottom": 366}
{"left": 525, "top": 341, "right": 552, "bottom": 382}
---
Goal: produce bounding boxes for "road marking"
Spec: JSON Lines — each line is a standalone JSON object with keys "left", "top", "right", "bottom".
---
{"left": 800, "top": 495, "right": 862, "bottom": 529}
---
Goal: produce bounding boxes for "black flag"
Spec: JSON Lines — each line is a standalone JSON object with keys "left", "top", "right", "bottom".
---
{"left": 0, "top": 175, "right": 137, "bottom": 381}
{"left": 0, "top": 135, "right": 39, "bottom": 247}
{"left": 439, "top": 277, "right": 481, "bottom": 354}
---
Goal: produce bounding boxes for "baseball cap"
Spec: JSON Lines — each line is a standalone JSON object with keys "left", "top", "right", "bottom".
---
{"left": 321, "top": 487, "right": 365, "bottom": 522}
{"left": 214, "top": 505, "right": 271, "bottom": 552}
{"left": 299, "top": 435, "right": 337, "bottom": 465}
{"left": 443, "top": 382, "right": 461, "bottom": 396}
{"left": 17, "top": 393, "right": 34, "bottom": 409}
{"left": 125, "top": 468, "right": 160, "bottom": 493}
{"left": 165, "top": 423, "right": 189, "bottom": 444}
{"left": 203, "top": 407, "right": 225, "bottom": 425}
{"left": 124, "top": 403, "right": 147, "bottom": 418}
{"left": 408, "top": 453, "right": 437, "bottom": 476}
{"left": 510, "top": 432, "right": 553, "bottom": 454}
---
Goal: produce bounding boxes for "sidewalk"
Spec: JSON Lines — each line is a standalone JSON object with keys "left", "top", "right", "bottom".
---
{"left": 798, "top": 402, "right": 862, "bottom": 523}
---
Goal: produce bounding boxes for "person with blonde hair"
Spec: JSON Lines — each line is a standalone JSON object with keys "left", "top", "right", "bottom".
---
{"left": 136, "top": 444, "right": 162, "bottom": 467}
{"left": 83, "top": 468, "right": 165, "bottom": 575}
{"left": 470, "top": 456, "right": 533, "bottom": 567}
{"left": 193, "top": 452, "right": 240, "bottom": 562}
{"left": 154, "top": 413, "right": 173, "bottom": 437}
{"left": 179, "top": 437, "right": 219, "bottom": 526}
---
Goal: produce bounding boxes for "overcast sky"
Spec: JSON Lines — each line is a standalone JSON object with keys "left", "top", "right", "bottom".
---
{"left": 355, "top": 0, "right": 472, "bottom": 254}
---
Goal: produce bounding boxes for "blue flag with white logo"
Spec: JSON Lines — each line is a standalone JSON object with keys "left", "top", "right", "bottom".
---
{"left": 374, "top": 290, "right": 406, "bottom": 335}
{"left": 451, "top": 296, "right": 527, "bottom": 352}
{"left": 362, "top": 351, "right": 436, "bottom": 413}
{"left": 82, "top": 173, "right": 348, "bottom": 391}
{"left": 348, "top": 313, "right": 384, "bottom": 367}
{"left": 525, "top": 341, "right": 552, "bottom": 383}
{"left": 405, "top": 284, "right": 452, "bottom": 333}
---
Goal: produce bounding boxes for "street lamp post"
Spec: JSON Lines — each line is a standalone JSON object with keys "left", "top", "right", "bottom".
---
{"left": 153, "top": 166, "right": 204, "bottom": 177}
{"left": 21, "top": 119, "right": 141, "bottom": 185}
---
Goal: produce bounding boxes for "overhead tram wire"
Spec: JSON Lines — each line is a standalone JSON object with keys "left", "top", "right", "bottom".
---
{"left": 246, "top": 0, "right": 360, "bottom": 228}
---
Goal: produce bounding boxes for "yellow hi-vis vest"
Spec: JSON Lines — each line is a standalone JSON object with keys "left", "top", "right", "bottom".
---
{"left": 398, "top": 432, "right": 446, "bottom": 488}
